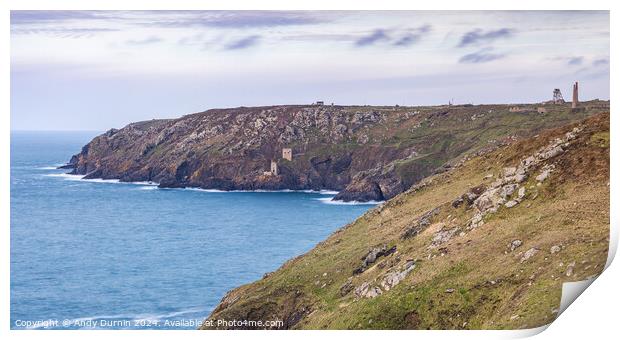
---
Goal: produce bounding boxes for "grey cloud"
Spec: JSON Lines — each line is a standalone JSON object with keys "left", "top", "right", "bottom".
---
{"left": 459, "top": 49, "right": 505, "bottom": 63}
{"left": 392, "top": 34, "right": 420, "bottom": 46}
{"left": 11, "top": 10, "right": 326, "bottom": 30}
{"left": 355, "top": 29, "right": 389, "bottom": 47}
{"left": 392, "top": 25, "right": 432, "bottom": 47}
{"left": 146, "top": 11, "right": 323, "bottom": 29}
{"left": 11, "top": 27, "right": 118, "bottom": 38}
{"left": 224, "top": 35, "right": 260, "bottom": 50}
{"left": 10, "top": 10, "right": 109, "bottom": 25}
{"left": 567, "top": 56, "right": 584, "bottom": 66}
{"left": 355, "top": 25, "right": 431, "bottom": 48}
{"left": 458, "top": 28, "right": 513, "bottom": 47}
{"left": 593, "top": 58, "right": 609, "bottom": 66}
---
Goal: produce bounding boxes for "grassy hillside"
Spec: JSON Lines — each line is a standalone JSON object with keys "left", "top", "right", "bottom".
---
{"left": 201, "top": 111, "right": 610, "bottom": 330}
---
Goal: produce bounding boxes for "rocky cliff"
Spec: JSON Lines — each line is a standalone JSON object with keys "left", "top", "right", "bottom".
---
{"left": 201, "top": 111, "right": 610, "bottom": 329}
{"left": 63, "top": 101, "right": 608, "bottom": 202}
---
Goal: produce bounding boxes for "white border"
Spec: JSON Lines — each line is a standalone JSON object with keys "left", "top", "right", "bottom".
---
{"left": 1, "top": 1, "right": 616, "bottom": 340}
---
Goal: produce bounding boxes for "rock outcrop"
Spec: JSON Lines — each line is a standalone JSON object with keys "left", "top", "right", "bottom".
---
{"left": 62, "top": 102, "right": 606, "bottom": 202}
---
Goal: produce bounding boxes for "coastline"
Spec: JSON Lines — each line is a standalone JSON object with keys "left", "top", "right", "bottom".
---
{"left": 45, "top": 169, "right": 381, "bottom": 204}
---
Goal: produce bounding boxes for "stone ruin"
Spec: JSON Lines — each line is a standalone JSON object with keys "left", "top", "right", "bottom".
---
{"left": 282, "top": 148, "right": 292, "bottom": 161}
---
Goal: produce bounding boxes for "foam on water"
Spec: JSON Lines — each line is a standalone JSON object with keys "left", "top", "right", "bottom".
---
{"left": 43, "top": 168, "right": 337, "bottom": 194}
{"left": 315, "top": 197, "right": 383, "bottom": 205}
{"left": 44, "top": 172, "right": 158, "bottom": 186}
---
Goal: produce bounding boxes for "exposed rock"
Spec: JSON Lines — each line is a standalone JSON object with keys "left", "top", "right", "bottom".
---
{"left": 354, "top": 282, "right": 383, "bottom": 298}
{"left": 518, "top": 187, "right": 526, "bottom": 199}
{"left": 536, "top": 170, "right": 551, "bottom": 182}
{"left": 509, "top": 240, "right": 523, "bottom": 252}
{"left": 354, "top": 245, "right": 396, "bottom": 274}
{"left": 520, "top": 248, "right": 539, "bottom": 263}
{"left": 550, "top": 245, "right": 562, "bottom": 254}
{"left": 503, "top": 167, "right": 517, "bottom": 177}
{"left": 431, "top": 227, "right": 459, "bottom": 247}
{"left": 445, "top": 288, "right": 455, "bottom": 293}
{"left": 500, "top": 184, "right": 518, "bottom": 199}
{"left": 401, "top": 207, "right": 441, "bottom": 239}
{"left": 539, "top": 145, "right": 563, "bottom": 160}
{"left": 380, "top": 260, "right": 416, "bottom": 291}
{"left": 340, "top": 277, "right": 354, "bottom": 296}
{"left": 566, "top": 262, "right": 576, "bottom": 276}
{"left": 505, "top": 200, "right": 518, "bottom": 208}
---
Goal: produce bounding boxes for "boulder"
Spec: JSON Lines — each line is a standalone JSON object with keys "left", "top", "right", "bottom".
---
{"left": 505, "top": 200, "right": 518, "bottom": 208}
{"left": 355, "top": 282, "right": 382, "bottom": 298}
{"left": 509, "top": 239, "right": 523, "bottom": 252}
{"left": 520, "top": 247, "right": 539, "bottom": 263}
{"left": 536, "top": 170, "right": 551, "bottom": 182}
{"left": 380, "top": 260, "right": 416, "bottom": 291}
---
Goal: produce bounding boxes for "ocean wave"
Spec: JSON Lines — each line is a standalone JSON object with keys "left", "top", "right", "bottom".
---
{"left": 43, "top": 171, "right": 338, "bottom": 194}
{"left": 35, "top": 166, "right": 62, "bottom": 170}
{"left": 315, "top": 197, "right": 383, "bottom": 205}
{"left": 182, "top": 188, "right": 339, "bottom": 195}
{"left": 137, "top": 186, "right": 159, "bottom": 190}
{"left": 43, "top": 173, "right": 158, "bottom": 186}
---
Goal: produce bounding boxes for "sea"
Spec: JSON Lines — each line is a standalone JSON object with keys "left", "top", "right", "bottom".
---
{"left": 10, "top": 131, "right": 376, "bottom": 330}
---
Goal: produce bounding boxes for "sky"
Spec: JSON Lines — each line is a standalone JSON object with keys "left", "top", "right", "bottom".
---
{"left": 10, "top": 10, "right": 610, "bottom": 131}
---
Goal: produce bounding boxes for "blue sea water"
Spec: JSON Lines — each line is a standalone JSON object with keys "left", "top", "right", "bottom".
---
{"left": 10, "top": 131, "right": 374, "bottom": 330}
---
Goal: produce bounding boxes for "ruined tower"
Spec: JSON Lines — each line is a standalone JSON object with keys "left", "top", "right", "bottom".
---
{"left": 282, "top": 148, "right": 292, "bottom": 161}
{"left": 572, "top": 82, "right": 579, "bottom": 109}
{"left": 552, "top": 88, "right": 565, "bottom": 104}
{"left": 270, "top": 160, "right": 278, "bottom": 176}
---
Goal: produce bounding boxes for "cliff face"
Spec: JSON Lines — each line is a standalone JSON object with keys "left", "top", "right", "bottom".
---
{"left": 64, "top": 102, "right": 607, "bottom": 201}
{"left": 201, "top": 112, "right": 610, "bottom": 329}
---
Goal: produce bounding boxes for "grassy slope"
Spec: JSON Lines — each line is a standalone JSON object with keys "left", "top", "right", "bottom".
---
{"left": 203, "top": 111, "right": 609, "bottom": 330}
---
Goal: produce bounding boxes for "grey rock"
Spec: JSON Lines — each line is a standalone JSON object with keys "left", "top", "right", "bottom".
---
{"left": 355, "top": 282, "right": 383, "bottom": 298}
{"left": 520, "top": 247, "right": 539, "bottom": 263}
{"left": 380, "top": 260, "right": 416, "bottom": 291}
{"left": 566, "top": 262, "right": 576, "bottom": 276}
{"left": 509, "top": 239, "right": 523, "bottom": 252}
{"left": 505, "top": 200, "right": 518, "bottom": 208}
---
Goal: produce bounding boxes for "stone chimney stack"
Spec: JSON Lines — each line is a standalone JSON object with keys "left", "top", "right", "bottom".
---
{"left": 572, "top": 81, "right": 579, "bottom": 109}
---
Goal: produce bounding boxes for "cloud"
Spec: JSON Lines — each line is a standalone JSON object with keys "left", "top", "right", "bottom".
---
{"left": 354, "top": 29, "right": 390, "bottom": 47}
{"left": 458, "top": 28, "right": 513, "bottom": 47}
{"left": 146, "top": 11, "right": 323, "bottom": 29}
{"left": 593, "top": 58, "right": 609, "bottom": 67}
{"left": 355, "top": 25, "right": 431, "bottom": 48}
{"left": 459, "top": 49, "right": 505, "bottom": 63}
{"left": 10, "top": 10, "right": 109, "bottom": 25}
{"left": 392, "top": 34, "right": 419, "bottom": 47}
{"left": 10, "top": 27, "right": 118, "bottom": 38}
{"left": 126, "top": 36, "right": 163, "bottom": 45}
{"left": 567, "top": 56, "right": 584, "bottom": 66}
{"left": 224, "top": 35, "right": 260, "bottom": 50}
{"left": 392, "top": 25, "right": 432, "bottom": 47}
